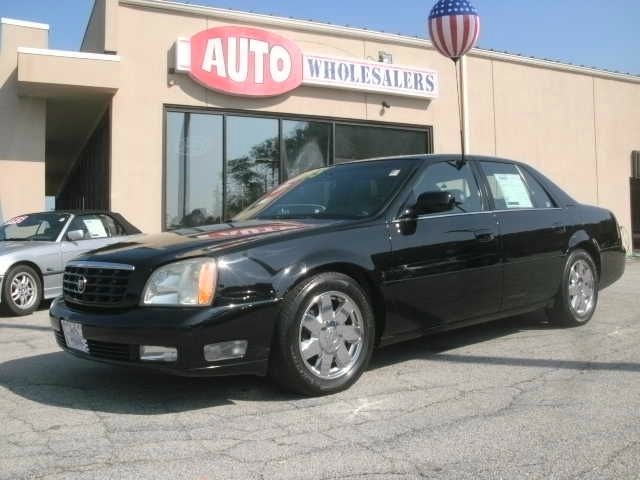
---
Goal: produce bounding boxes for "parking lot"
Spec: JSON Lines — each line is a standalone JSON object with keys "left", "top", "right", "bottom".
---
{"left": 0, "top": 260, "right": 638, "bottom": 480}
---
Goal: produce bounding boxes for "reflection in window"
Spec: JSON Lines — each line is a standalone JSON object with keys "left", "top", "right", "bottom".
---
{"left": 165, "top": 112, "right": 223, "bottom": 229}
{"left": 282, "top": 120, "right": 331, "bottom": 179}
{"left": 165, "top": 110, "right": 432, "bottom": 230}
{"left": 225, "top": 116, "right": 279, "bottom": 219}
{"left": 335, "top": 124, "right": 427, "bottom": 163}
{"left": 412, "top": 161, "right": 483, "bottom": 214}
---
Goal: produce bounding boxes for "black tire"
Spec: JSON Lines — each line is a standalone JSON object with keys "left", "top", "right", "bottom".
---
{"left": 546, "top": 249, "right": 598, "bottom": 327}
{"left": 1, "top": 265, "right": 42, "bottom": 317}
{"left": 270, "top": 272, "right": 375, "bottom": 396}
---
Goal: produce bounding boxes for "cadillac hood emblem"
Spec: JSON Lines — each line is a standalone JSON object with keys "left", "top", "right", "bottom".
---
{"left": 76, "top": 276, "right": 88, "bottom": 294}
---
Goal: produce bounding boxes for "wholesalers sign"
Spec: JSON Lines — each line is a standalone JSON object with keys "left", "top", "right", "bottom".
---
{"left": 175, "top": 26, "right": 439, "bottom": 99}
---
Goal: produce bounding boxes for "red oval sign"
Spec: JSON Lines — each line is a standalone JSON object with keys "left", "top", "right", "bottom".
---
{"left": 188, "top": 26, "right": 304, "bottom": 97}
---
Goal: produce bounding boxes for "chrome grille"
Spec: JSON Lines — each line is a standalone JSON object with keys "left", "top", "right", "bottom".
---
{"left": 63, "top": 262, "right": 134, "bottom": 307}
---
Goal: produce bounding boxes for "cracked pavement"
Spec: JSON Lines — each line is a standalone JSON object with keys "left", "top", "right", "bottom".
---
{"left": 0, "top": 260, "right": 639, "bottom": 480}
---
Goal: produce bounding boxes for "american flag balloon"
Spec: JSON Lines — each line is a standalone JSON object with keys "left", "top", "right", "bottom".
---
{"left": 428, "top": 0, "right": 480, "bottom": 61}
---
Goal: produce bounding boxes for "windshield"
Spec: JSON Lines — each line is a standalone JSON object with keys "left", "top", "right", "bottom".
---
{"left": 233, "top": 158, "right": 420, "bottom": 221}
{"left": 0, "top": 213, "right": 70, "bottom": 242}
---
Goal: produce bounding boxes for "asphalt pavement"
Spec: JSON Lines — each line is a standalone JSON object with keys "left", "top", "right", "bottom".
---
{"left": 0, "top": 260, "right": 639, "bottom": 480}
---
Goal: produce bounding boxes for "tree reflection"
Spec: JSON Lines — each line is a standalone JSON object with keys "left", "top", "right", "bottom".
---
{"left": 283, "top": 121, "right": 330, "bottom": 179}
{"left": 226, "top": 137, "right": 279, "bottom": 220}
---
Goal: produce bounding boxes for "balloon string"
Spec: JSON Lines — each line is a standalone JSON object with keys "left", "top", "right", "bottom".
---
{"left": 454, "top": 58, "right": 466, "bottom": 167}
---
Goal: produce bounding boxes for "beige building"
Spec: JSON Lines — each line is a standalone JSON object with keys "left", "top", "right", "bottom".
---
{"left": 1, "top": 0, "right": 639, "bottom": 251}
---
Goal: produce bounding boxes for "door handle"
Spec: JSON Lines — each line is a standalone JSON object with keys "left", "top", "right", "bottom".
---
{"left": 474, "top": 229, "right": 495, "bottom": 243}
{"left": 552, "top": 222, "right": 567, "bottom": 234}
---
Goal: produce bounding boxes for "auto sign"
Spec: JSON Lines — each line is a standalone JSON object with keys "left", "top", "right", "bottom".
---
{"left": 185, "top": 26, "right": 304, "bottom": 97}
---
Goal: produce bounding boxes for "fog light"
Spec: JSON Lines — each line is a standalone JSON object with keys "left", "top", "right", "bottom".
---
{"left": 204, "top": 340, "right": 248, "bottom": 362}
{"left": 139, "top": 345, "right": 178, "bottom": 362}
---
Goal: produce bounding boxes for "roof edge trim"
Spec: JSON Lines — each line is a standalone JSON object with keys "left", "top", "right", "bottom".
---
{"left": 119, "top": 0, "right": 640, "bottom": 85}
{"left": 1, "top": 18, "right": 50, "bottom": 31}
{"left": 17, "top": 47, "right": 121, "bottom": 62}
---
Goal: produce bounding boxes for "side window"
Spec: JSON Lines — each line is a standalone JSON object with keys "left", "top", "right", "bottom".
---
{"left": 68, "top": 215, "right": 109, "bottom": 240}
{"left": 412, "top": 161, "right": 483, "bottom": 214}
{"left": 520, "top": 168, "right": 556, "bottom": 209}
{"left": 99, "top": 215, "right": 126, "bottom": 237}
{"left": 480, "top": 161, "right": 535, "bottom": 210}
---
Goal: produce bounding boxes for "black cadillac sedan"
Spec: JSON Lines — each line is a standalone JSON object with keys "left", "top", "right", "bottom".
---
{"left": 50, "top": 155, "right": 626, "bottom": 395}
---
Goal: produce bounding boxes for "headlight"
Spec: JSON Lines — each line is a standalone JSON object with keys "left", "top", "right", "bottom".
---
{"left": 141, "top": 258, "right": 217, "bottom": 306}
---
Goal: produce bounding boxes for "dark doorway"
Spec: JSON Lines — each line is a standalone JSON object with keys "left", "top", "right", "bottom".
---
{"left": 631, "top": 178, "right": 640, "bottom": 251}
{"left": 56, "top": 111, "right": 110, "bottom": 210}
{"left": 632, "top": 151, "right": 640, "bottom": 252}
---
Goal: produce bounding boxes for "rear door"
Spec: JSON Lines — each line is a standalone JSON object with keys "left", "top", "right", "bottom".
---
{"left": 385, "top": 159, "right": 502, "bottom": 335}
{"left": 478, "top": 160, "right": 568, "bottom": 310}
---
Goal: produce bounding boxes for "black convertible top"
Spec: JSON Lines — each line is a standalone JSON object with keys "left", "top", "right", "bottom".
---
{"left": 14, "top": 210, "right": 142, "bottom": 235}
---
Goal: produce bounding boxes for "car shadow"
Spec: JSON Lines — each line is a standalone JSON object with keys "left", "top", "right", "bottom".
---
{"left": 0, "top": 298, "right": 52, "bottom": 318}
{"left": 369, "top": 310, "right": 555, "bottom": 370}
{"left": 0, "top": 310, "right": 636, "bottom": 414}
{"left": 0, "top": 322, "right": 52, "bottom": 332}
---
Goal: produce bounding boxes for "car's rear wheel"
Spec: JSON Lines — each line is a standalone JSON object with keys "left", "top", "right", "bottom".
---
{"left": 270, "top": 272, "right": 375, "bottom": 396}
{"left": 1, "top": 265, "right": 42, "bottom": 317}
{"left": 546, "top": 249, "right": 598, "bottom": 327}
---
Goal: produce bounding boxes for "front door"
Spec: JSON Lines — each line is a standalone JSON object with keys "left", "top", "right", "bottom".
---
{"left": 384, "top": 160, "right": 502, "bottom": 336}
{"left": 61, "top": 214, "right": 121, "bottom": 265}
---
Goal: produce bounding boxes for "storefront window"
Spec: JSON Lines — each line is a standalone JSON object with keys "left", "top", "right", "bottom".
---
{"left": 282, "top": 120, "right": 331, "bottom": 179}
{"left": 165, "top": 112, "right": 223, "bottom": 229}
{"left": 225, "top": 116, "right": 280, "bottom": 219}
{"left": 165, "top": 109, "right": 431, "bottom": 230}
{"left": 335, "top": 124, "right": 427, "bottom": 163}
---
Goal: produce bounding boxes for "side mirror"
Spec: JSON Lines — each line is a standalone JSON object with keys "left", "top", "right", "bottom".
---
{"left": 414, "top": 191, "right": 456, "bottom": 215}
{"left": 66, "top": 229, "right": 84, "bottom": 242}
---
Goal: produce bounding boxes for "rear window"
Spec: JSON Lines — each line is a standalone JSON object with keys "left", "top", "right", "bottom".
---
{"left": 520, "top": 168, "right": 556, "bottom": 209}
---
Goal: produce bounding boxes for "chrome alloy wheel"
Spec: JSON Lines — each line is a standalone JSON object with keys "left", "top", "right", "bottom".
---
{"left": 298, "top": 291, "right": 364, "bottom": 380}
{"left": 10, "top": 272, "right": 38, "bottom": 310}
{"left": 568, "top": 259, "right": 595, "bottom": 317}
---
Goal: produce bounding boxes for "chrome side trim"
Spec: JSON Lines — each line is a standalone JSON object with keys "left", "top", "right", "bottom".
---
{"left": 391, "top": 207, "right": 564, "bottom": 223}
{"left": 66, "top": 261, "right": 135, "bottom": 271}
{"left": 391, "top": 211, "right": 493, "bottom": 223}
{"left": 491, "top": 208, "right": 564, "bottom": 214}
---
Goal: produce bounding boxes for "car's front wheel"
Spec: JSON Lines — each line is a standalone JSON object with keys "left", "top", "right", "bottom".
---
{"left": 547, "top": 249, "right": 598, "bottom": 327}
{"left": 270, "top": 272, "right": 375, "bottom": 396}
{"left": 1, "top": 265, "right": 42, "bottom": 316}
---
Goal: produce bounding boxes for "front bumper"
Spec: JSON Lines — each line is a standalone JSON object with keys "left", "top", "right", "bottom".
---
{"left": 49, "top": 298, "right": 279, "bottom": 377}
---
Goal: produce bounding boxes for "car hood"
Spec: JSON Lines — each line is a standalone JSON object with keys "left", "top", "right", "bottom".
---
{"left": 0, "top": 240, "right": 56, "bottom": 255}
{"left": 76, "top": 219, "right": 344, "bottom": 271}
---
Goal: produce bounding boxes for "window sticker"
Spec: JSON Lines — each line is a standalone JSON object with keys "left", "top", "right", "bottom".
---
{"left": 494, "top": 173, "right": 533, "bottom": 209}
{"left": 5, "top": 215, "right": 28, "bottom": 225}
{"left": 82, "top": 218, "right": 108, "bottom": 238}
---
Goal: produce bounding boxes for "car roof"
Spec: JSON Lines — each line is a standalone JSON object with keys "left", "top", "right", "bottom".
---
{"left": 336, "top": 154, "right": 576, "bottom": 207}
{"left": 6, "top": 210, "right": 143, "bottom": 234}
{"left": 336, "top": 153, "right": 529, "bottom": 166}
